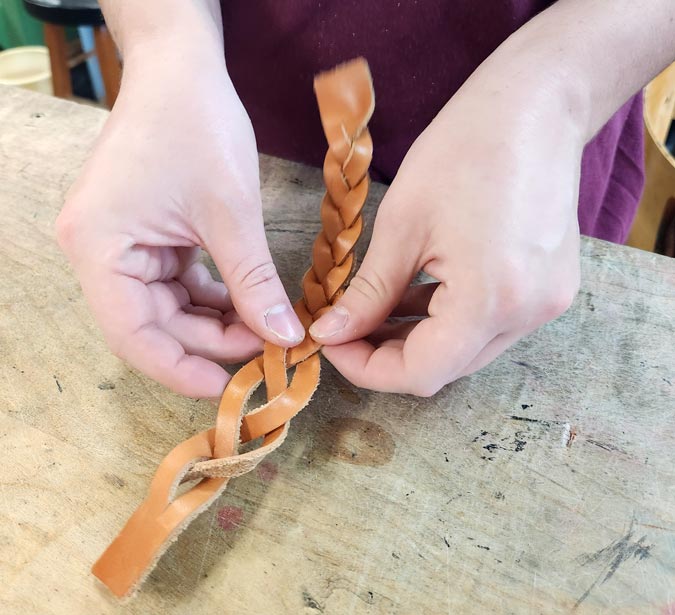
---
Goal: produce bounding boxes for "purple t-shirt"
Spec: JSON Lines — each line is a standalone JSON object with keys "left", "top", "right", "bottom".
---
{"left": 221, "top": 1, "right": 644, "bottom": 243}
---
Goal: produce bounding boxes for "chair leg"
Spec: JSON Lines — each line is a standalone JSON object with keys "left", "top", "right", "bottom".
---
{"left": 93, "top": 26, "right": 121, "bottom": 108}
{"left": 43, "top": 24, "right": 72, "bottom": 98}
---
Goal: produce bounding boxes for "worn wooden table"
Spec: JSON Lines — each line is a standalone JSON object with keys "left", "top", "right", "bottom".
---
{"left": 1, "top": 86, "right": 674, "bottom": 615}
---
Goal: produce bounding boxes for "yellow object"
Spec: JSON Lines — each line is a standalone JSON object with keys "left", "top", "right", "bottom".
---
{"left": 627, "top": 63, "right": 675, "bottom": 254}
{"left": 0, "top": 46, "right": 52, "bottom": 95}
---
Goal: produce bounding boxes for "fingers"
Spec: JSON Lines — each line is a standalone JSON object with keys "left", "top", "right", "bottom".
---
{"left": 173, "top": 259, "right": 262, "bottom": 360}
{"left": 321, "top": 313, "right": 489, "bottom": 396}
{"left": 150, "top": 280, "right": 262, "bottom": 362}
{"left": 178, "top": 261, "right": 233, "bottom": 313}
{"left": 309, "top": 209, "right": 419, "bottom": 344}
{"left": 204, "top": 217, "right": 305, "bottom": 347}
{"left": 182, "top": 304, "right": 224, "bottom": 319}
{"left": 323, "top": 289, "right": 532, "bottom": 394}
{"left": 80, "top": 269, "right": 257, "bottom": 398}
{"left": 320, "top": 280, "right": 503, "bottom": 395}
{"left": 391, "top": 283, "right": 438, "bottom": 317}
{"left": 365, "top": 320, "right": 418, "bottom": 346}
{"left": 457, "top": 329, "right": 529, "bottom": 378}
{"left": 163, "top": 312, "right": 262, "bottom": 363}
{"left": 121, "top": 323, "right": 231, "bottom": 398}
{"left": 102, "top": 278, "right": 233, "bottom": 398}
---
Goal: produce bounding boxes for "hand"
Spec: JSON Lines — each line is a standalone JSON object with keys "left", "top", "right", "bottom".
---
{"left": 56, "top": 43, "right": 304, "bottom": 398}
{"left": 309, "top": 63, "right": 582, "bottom": 396}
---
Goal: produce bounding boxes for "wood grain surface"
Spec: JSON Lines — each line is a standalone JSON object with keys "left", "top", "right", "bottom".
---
{"left": 1, "top": 86, "right": 674, "bottom": 615}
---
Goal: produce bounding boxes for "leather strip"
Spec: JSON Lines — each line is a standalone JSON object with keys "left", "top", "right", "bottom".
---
{"left": 91, "top": 57, "right": 375, "bottom": 599}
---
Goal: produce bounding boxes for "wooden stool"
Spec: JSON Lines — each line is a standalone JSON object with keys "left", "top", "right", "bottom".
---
{"left": 22, "top": 0, "right": 121, "bottom": 108}
{"left": 627, "top": 63, "right": 675, "bottom": 257}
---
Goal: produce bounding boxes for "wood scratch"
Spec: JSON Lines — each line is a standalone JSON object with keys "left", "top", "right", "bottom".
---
{"left": 637, "top": 522, "right": 675, "bottom": 533}
{"left": 586, "top": 438, "right": 626, "bottom": 455}
{"left": 574, "top": 517, "right": 653, "bottom": 608}
{"left": 562, "top": 423, "right": 577, "bottom": 448}
{"left": 194, "top": 506, "right": 217, "bottom": 585}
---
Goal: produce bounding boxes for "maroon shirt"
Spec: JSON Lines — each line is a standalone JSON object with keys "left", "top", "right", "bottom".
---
{"left": 221, "top": 1, "right": 644, "bottom": 243}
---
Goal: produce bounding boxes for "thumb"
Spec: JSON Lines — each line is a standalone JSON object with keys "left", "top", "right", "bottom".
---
{"left": 309, "top": 222, "right": 417, "bottom": 345}
{"left": 205, "top": 215, "right": 305, "bottom": 347}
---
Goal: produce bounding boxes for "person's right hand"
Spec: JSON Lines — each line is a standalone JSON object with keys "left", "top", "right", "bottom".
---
{"left": 56, "top": 39, "right": 305, "bottom": 398}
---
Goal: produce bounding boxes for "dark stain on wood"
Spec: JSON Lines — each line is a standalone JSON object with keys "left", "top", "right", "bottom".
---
{"left": 216, "top": 506, "right": 243, "bottom": 531}
{"left": 575, "top": 518, "right": 653, "bottom": 607}
{"left": 103, "top": 473, "right": 126, "bottom": 489}
{"left": 338, "top": 387, "right": 361, "bottom": 405}
{"left": 256, "top": 461, "right": 279, "bottom": 482}
{"left": 509, "top": 415, "right": 554, "bottom": 428}
{"left": 472, "top": 430, "right": 489, "bottom": 442}
{"left": 317, "top": 418, "right": 395, "bottom": 466}
{"left": 302, "top": 589, "right": 324, "bottom": 612}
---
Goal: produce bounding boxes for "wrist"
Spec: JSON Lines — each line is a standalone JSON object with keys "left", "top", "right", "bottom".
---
{"left": 104, "top": 0, "right": 223, "bottom": 59}
{"left": 473, "top": 35, "right": 592, "bottom": 146}
{"left": 115, "top": 30, "right": 234, "bottom": 115}
{"left": 123, "top": 27, "right": 226, "bottom": 76}
{"left": 123, "top": 42, "right": 228, "bottom": 92}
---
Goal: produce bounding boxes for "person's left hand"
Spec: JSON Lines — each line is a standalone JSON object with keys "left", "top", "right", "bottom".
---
{"left": 309, "top": 63, "right": 583, "bottom": 396}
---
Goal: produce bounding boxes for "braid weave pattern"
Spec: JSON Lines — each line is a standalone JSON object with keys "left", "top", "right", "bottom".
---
{"left": 92, "top": 58, "right": 374, "bottom": 599}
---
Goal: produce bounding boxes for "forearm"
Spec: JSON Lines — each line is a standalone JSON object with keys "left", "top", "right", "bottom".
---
{"left": 464, "top": 0, "right": 675, "bottom": 141}
{"left": 99, "top": 0, "right": 224, "bottom": 67}
{"left": 97, "top": 0, "right": 235, "bottom": 110}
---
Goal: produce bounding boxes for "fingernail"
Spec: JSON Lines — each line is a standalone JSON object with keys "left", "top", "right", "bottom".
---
{"left": 264, "top": 304, "right": 305, "bottom": 343}
{"left": 309, "top": 306, "right": 349, "bottom": 339}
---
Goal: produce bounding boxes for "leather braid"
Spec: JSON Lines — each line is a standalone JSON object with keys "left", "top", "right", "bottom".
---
{"left": 92, "top": 58, "right": 375, "bottom": 599}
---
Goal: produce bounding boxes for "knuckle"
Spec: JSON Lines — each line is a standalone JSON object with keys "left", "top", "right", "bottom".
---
{"left": 55, "top": 206, "right": 80, "bottom": 252}
{"left": 231, "top": 257, "right": 279, "bottom": 292}
{"left": 107, "top": 336, "right": 127, "bottom": 361}
{"left": 410, "top": 379, "right": 442, "bottom": 398}
{"left": 494, "top": 273, "right": 530, "bottom": 321}
{"left": 348, "top": 270, "right": 389, "bottom": 303}
{"left": 541, "top": 282, "right": 579, "bottom": 321}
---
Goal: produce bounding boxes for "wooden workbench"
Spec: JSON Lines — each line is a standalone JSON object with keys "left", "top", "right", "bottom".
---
{"left": 1, "top": 86, "right": 674, "bottom": 615}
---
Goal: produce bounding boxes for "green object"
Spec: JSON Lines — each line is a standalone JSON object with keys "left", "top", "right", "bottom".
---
{"left": 0, "top": 0, "right": 44, "bottom": 49}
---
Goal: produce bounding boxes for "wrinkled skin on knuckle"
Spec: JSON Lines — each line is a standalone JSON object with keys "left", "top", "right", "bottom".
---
{"left": 348, "top": 270, "right": 389, "bottom": 304}
{"left": 231, "top": 257, "right": 278, "bottom": 292}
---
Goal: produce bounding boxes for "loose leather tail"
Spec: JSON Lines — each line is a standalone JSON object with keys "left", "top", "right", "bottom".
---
{"left": 91, "top": 57, "right": 374, "bottom": 600}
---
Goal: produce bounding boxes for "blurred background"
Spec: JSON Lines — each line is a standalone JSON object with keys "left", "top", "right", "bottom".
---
{"left": 0, "top": 0, "right": 117, "bottom": 105}
{"left": 0, "top": 0, "right": 673, "bottom": 257}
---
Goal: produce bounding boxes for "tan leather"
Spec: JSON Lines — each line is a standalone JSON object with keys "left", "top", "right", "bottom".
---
{"left": 92, "top": 58, "right": 375, "bottom": 599}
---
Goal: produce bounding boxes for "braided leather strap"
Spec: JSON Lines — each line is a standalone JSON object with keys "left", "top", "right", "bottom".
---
{"left": 92, "top": 58, "right": 375, "bottom": 599}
